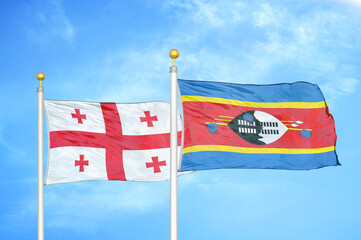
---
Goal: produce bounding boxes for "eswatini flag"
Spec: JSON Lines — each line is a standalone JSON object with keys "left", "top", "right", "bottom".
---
{"left": 44, "top": 100, "right": 182, "bottom": 185}
{"left": 178, "top": 79, "right": 339, "bottom": 172}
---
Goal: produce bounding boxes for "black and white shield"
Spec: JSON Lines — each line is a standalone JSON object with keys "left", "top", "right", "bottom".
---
{"left": 227, "top": 110, "right": 288, "bottom": 145}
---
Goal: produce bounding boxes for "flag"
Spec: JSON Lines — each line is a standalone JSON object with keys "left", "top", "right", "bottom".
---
{"left": 44, "top": 100, "right": 182, "bottom": 184}
{"left": 178, "top": 79, "right": 339, "bottom": 171}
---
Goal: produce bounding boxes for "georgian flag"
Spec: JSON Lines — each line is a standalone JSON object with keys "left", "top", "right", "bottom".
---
{"left": 44, "top": 100, "right": 183, "bottom": 185}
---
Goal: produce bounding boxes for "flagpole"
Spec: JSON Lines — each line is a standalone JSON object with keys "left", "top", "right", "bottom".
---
{"left": 169, "top": 49, "right": 179, "bottom": 240}
{"left": 37, "top": 72, "right": 45, "bottom": 240}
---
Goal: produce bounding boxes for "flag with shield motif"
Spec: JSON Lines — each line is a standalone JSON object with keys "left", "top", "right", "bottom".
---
{"left": 177, "top": 79, "right": 339, "bottom": 172}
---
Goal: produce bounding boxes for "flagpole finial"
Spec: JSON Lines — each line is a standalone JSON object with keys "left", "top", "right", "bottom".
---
{"left": 37, "top": 72, "right": 45, "bottom": 87}
{"left": 169, "top": 49, "right": 179, "bottom": 66}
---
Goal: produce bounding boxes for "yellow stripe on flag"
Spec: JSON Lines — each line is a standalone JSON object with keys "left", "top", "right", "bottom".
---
{"left": 205, "top": 122, "right": 228, "bottom": 126}
{"left": 181, "top": 95, "right": 326, "bottom": 109}
{"left": 183, "top": 145, "right": 335, "bottom": 154}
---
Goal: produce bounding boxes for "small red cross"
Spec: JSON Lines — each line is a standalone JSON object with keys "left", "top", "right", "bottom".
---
{"left": 71, "top": 109, "right": 87, "bottom": 124}
{"left": 75, "top": 154, "right": 89, "bottom": 172}
{"left": 146, "top": 156, "right": 166, "bottom": 173}
{"left": 140, "top": 111, "right": 158, "bottom": 127}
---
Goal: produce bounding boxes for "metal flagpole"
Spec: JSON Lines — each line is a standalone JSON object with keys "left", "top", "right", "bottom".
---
{"left": 169, "top": 49, "right": 179, "bottom": 240}
{"left": 37, "top": 72, "right": 45, "bottom": 240}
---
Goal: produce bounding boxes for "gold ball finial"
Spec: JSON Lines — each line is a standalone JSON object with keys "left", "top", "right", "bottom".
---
{"left": 37, "top": 72, "right": 45, "bottom": 86}
{"left": 169, "top": 49, "right": 179, "bottom": 66}
{"left": 37, "top": 72, "right": 45, "bottom": 81}
{"left": 169, "top": 49, "right": 179, "bottom": 59}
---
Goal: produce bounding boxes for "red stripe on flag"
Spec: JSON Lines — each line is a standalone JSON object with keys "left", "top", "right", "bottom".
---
{"left": 49, "top": 131, "right": 178, "bottom": 150}
{"left": 100, "top": 103, "right": 125, "bottom": 180}
{"left": 182, "top": 101, "right": 336, "bottom": 149}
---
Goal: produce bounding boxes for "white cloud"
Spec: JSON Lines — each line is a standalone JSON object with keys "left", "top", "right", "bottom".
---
{"left": 44, "top": 174, "right": 198, "bottom": 229}
{"left": 5, "top": 181, "right": 168, "bottom": 231}
{"left": 0, "top": 127, "right": 26, "bottom": 160}
{"left": 3, "top": 172, "right": 195, "bottom": 231}
{"left": 29, "top": 0, "right": 75, "bottom": 43}
{"left": 320, "top": 77, "right": 359, "bottom": 105}
{"left": 92, "top": 47, "right": 172, "bottom": 103}
{"left": 248, "top": 3, "right": 361, "bottom": 104}
{"left": 88, "top": 0, "right": 360, "bottom": 104}
{"left": 332, "top": 0, "right": 361, "bottom": 7}
{"left": 253, "top": 2, "right": 283, "bottom": 28}
{"left": 165, "top": 0, "right": 246, "bottom": 28}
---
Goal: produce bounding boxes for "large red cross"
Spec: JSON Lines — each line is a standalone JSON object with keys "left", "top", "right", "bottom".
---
{"left": 146, "top": 156, "right": 167, "bottom": 173}
{"left": 75, "top": 154, "right": 89, "bottom": 172}
{"left": 140, "top": 111, "right": 158, "bottom": 127}
{"left": 71, "top": 108, "right": 87, "bottom": 124}
{"left": 50, "top": 103, "right": 181, "bottom": 180}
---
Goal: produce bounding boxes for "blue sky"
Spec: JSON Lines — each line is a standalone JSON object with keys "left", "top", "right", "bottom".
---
{"left": 1, "top": 0, "right": 361, "bottom": 239}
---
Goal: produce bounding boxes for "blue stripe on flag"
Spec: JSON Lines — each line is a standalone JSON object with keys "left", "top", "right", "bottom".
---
{"left": 178, "top": 79, "right": 325, "bottom": 103}
{"left": 180, "top": 151, "right": 340, "bottom": 171}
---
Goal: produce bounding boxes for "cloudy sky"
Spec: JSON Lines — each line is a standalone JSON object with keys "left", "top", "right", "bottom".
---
{"left": 1, "top": 0, "right": 361, "bottom": 239}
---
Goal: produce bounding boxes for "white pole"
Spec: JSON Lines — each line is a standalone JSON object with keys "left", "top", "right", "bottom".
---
{"left": 169, "top": 49, "right": 179, "bottom": 240}
{"left": 37, "top": 72, "right": 45, "bottom": 240}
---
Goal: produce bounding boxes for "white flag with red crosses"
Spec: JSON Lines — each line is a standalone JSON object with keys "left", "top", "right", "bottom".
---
{"left": 44, "top": 100, "right": 184, "bottom": 185}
